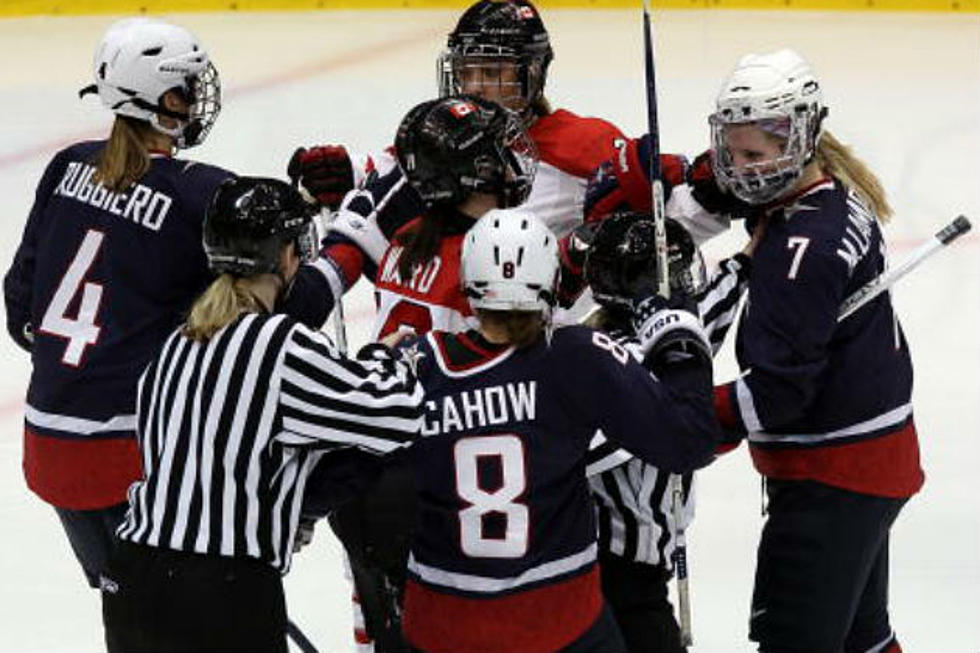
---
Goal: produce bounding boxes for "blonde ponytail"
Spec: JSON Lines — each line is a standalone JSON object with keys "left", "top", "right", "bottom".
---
{"left": 92, "top": 116, "right": 157, "bottom": 192}
{"left": 183, "top": 274, "right": 264, "bottom": 342}
{"left": 476, "top": 309, "right": 544, "bottom": 349}
{"left": 816, "top": 130, "right": 893, "bottom": 223}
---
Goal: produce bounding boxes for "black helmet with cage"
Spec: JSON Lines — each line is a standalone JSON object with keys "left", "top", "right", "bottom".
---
{"left": 204, "top": 176, "right": 318, "bottom": 276}
{"left": 584, "top": 212, "right": 706, "bottom": 310}
{"left": 394, "top": 95, "right": 538, "bottom": 210}
{"left": 438, "top": 0, "right": 553, "bottom": 121}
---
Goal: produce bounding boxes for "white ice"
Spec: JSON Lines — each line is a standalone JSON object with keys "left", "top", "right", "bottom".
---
{"left": 0, "top": 8, "right": 977, "bottom": 652}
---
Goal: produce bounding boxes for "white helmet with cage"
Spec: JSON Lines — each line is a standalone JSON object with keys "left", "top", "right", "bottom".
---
{"left": 709, "top": 48, "right": 826, "bottom": 205}
{"left": 461, "top": 208, "right": 559, "bottom": 313}
{"left": 83, "top": 17, "right": 221, "bottom": 149}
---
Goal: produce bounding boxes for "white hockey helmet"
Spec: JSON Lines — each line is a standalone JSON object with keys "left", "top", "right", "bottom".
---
{"left": 461, "top": 207, "right": 559, "bottom": 312}
{"left": 82, "top": 18, "right": 221, "bottom": 149}
{"left": 709, "top": 48, "right": 826, "bottom": 205}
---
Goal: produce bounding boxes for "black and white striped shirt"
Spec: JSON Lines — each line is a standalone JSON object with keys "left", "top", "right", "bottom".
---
{"left": 587, "top": 254, "right": 750, "bottom": 567}
{"left": 117, "top": 312, "right": 423, "bottom": 573}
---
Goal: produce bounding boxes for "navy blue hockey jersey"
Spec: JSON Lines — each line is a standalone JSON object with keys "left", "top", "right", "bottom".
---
{"left": 3, "top": 141, "right": 231, "bottom": 509}
{"left": 399, "top": 326, "right": 717, "bottom": 653}
{"left": 714, "top": 178, "right": 923, "bottom": 498}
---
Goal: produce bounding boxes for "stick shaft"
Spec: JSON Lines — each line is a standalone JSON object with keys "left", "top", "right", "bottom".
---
{"left": 838, "top": 216, "right": 971, "bottom": 321}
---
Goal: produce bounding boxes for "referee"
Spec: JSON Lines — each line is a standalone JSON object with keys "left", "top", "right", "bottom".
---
{"left": 101, "top": 176, "right": 423, "bottom": 653}
{"left": 581, "top": 211, "right": 754, "bottom": 653}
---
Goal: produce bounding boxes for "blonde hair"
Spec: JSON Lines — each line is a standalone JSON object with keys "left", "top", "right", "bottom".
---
{"left": 581, "top": 307, "right": 619, "bottom": 332}
{"left": 92, "top": 116, "right": 159, "bottom": 192}
{"left": 476, "top": 309, "right": 544, "bottom": 349}
{"left": 183, "top": 274, "right": 264, "bottom": 342}
{"left": 816, "top": 130, "right": 893, "bottom": 222}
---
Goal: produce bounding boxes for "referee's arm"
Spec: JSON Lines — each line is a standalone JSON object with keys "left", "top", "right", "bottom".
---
{"left": 275, "top": 324, "right": 424, "bottom": 453}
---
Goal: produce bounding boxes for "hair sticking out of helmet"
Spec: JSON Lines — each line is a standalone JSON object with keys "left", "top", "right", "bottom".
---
{"left": 395, "top": 95, "right": 537, "bottom": 209}
{"left": 585, "top": 212, "right": 705, "bottom": 311}
{"left": 204, "top": 176, "right": 317, "bottom": 277}
{"left": 439, "top": 0, "right": 553, "bottom": 121}
{"left": 462, "top": 207, "right": 559, "bottom": 314}
{"left": 709, "top": 48, "right": 827, "bottom": 205}
{"left": 81, "top": 17, "right": 221, "bottom": 149}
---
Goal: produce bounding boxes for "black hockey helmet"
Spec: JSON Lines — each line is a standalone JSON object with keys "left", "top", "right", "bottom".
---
{"left": 439, "top": 0, "right": 553, "bottom": 119}
{"left": 394, "top": 95, "right": 537, "bottom": 210}
{"left": 584, "top": 212, "right": 705, "bottom": 308}
{"left": 204, "top": 176, "right": 317, "bottom": 276}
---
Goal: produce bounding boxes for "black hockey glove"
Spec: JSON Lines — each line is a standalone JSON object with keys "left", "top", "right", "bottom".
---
{"left": 687, "top": 150, "right": 755, "bottom": 221}
{"left": 632, "top": 294, "right": 711, "bottom": 375}
{"left": 287, "top": 145, "right": 355, "bottom": 210}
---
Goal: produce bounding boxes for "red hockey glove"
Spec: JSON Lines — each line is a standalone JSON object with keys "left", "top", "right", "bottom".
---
{"left": 555, "top": 223, "right": 598, "bottom": 308}
{"left": 287, "top": 145, "right": 354, "bottom": 210}
{"left": 584, "top": 134, "right": 688, "bottom": 223}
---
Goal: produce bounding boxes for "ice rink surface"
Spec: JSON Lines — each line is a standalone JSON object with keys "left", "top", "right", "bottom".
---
{"left": 1, "top": 7, "right": 978, "bottom": 652}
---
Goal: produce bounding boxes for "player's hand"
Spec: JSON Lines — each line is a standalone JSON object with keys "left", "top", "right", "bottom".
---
{"left": 287, "top": 145, "right": 355, "bottom": 210}
{"left": 584, "top": 135, "right": 688, "bottom": 222}
{"left": 632, "top": 294, "right": 710, "bottom": 373}
{"left": 687, "top": 150, "right": 755, "bottom": 220}
{"left": 293, "top": 516, "right": 316, "bottom": 553}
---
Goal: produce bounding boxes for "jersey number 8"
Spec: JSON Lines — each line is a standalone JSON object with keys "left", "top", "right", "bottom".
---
{"left": 454, "top": 434, "right": 528, "bottom": 559}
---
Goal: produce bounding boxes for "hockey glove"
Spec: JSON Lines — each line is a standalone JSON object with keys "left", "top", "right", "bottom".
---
{"left": 686, "top": 150, "right": 755, "bottom": 220}
{"left": 287, "top": 145, "right": 355, "bottom": 210}
{"left": 293, "top": 517, "right": 316, "bottom": 553}
{"left": 556, "top": 222, "right": 598, "bottom": 308}
{"left": 632, "top": 294, "right": 711, "bottom": 374}
{"left": 584, "top": 134, "right": 688, "bottom": 223}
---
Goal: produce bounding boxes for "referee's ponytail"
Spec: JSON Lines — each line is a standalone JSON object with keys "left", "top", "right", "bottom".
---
{"left": 184, "top": 274, "right": 265, "bottom": 342}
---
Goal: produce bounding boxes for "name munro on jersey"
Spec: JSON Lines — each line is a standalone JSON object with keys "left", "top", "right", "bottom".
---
{"left": 422, "top": 381, "right": 536, "bottom": 436}
{"left": 53, "top": 161, "right": 172, "bottom": 232}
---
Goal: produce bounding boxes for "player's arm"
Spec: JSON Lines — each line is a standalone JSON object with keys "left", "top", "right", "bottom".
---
{"left": 555, "top": 320, "right": 718, "bottom": 474}
{"left": 3, "top": 153, "right": 67, "bottom": 351}
{"left": 275, "top": 324, "right": 423, "bottom": 453}
{"left": 584, "top": 135, "right": 756, "bottom": 244}
{"left": 713, "top": 229, "right": 850, "bottom": 438}
{"left": 279, "top": 164, "right": 419, "bottom": 328}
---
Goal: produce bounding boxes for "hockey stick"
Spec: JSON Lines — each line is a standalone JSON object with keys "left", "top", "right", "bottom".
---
{"left": 641, "top": 0, "right": 693, "bottom": 645}
{"left": 331, "top": 285, "right": 349, "bottom": 356}
{"left": 286, "top": 619, "right": 320, "bottom": 653}
{"left": 290, "top": 175, "right": 350, "bottom": 356}
{"left": 838, "top": 215, "right": 971, "bottom": 322}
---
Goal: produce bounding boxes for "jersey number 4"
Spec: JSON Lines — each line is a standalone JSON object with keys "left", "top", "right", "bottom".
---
{"left": 39, "top": 229, "right": 105, "bottom": 366}
{"left": 454, "top": 435, "right": 528, "bottom": 559}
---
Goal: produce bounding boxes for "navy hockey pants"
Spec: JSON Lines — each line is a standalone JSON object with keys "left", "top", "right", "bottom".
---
{"left": 750, "top": 479, "right": 906, "bottom": 653}
{"left": 55, "top": 501, "right": 128, "bottom": 588}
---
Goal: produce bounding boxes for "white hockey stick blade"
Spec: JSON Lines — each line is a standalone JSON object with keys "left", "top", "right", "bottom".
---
{"left": 838, "top": 215, "right": 971, "bottom": 322}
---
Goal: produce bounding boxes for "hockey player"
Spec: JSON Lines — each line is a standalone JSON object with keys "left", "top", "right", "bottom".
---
{"left": 3, "top": 17, "right": 226, "bottom": 594}
{"left": 296, "top": 94, "right": 537, "bottom": 652}
{"left": 399, "top": 207, "right": 719, "bottom": 653}
{"left": 706, "top": 49, "right": 921, "bottom": 653}
{"left": 283, "top": 0, "right": 706, "bottom": 328}
{"left": 581, "top": 211, "right": 759, "bottom": 653}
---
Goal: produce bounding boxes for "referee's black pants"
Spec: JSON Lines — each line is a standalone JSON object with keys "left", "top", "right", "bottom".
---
{"left": 599, "top": 552, "right": 686, "bottom": 653}
{"left": 102, "top": 540, "right": 288, "bottom": 653}
{"left": 750, "top": 479, "right": 906, "bottom": 653}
